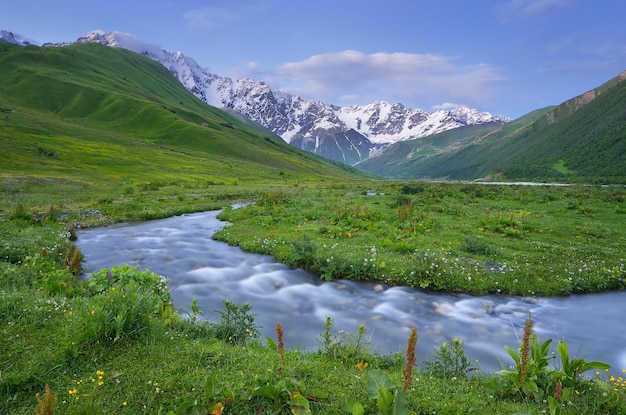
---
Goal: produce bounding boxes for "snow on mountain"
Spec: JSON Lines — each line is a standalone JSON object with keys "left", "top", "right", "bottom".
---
{"left": 33, "top": 30, "right": 511, "bottom": 164}
{"left": 0, "top": 30, "right": 32, "bottom": 46}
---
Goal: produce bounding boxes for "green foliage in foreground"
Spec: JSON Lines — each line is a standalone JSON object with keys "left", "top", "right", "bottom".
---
{"left": 1, "top": 224, "right": 625, "bottom": 414}
{"left": 214, "top": 181, "right": 626, "bottom": 296}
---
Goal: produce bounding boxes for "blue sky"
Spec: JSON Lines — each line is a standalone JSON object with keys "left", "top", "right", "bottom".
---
{"left": 2, "top": 0, "right": 625, "bottom": 118}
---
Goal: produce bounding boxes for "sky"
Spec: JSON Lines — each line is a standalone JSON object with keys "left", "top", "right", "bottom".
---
{"left": 2, "top": 0, "right": 625, "bottom": 119}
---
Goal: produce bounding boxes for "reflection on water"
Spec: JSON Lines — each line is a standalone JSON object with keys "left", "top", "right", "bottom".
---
{"left": 77, "top": 211, "right": 626, "bottom": 372}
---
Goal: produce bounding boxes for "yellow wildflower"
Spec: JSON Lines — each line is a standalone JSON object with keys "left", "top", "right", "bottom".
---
{"left": 211, "top": 402, "right": 224, "bottom": 415}
{"left": 356, "top": 361, "right": 368, "bottom": 371}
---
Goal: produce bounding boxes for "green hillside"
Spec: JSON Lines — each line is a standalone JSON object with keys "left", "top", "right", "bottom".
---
{"left": 0, "top": 42, "right": 369, "bottom": 216}
{"left": 356, "top": 122, "right": 508, "bottom": 178}
{"left": 359, "top": 71, "right": 626, "bottom": 183}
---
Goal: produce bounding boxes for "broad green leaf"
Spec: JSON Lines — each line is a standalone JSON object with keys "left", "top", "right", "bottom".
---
{"left": 504, "top": 345, "right": 521, "bottom": 365}
{"left": 377, "top": 386, "right": 394, "bottom": 412}
{"left": 392, "top": 389, "right": 410, "bottom": 415}
{"left": 289, "top": 393, "right": 312, "bottom": 415}
{"left": 351, "top": 402, "right": 365, "bottom": 415}
{"left": 367, "top": 369, "right": 395, "bottom": 399}
{"left": 557, "top": 340, "right": 570, "bottom": 373}
{"left": 252, "top": 384, "right": 279, "bottom": 401}
{"left": 579, "top": 361, "right": 611, "bottom": 372}
{"left": 204, "top": 375, "right": 222, "bottom": 401}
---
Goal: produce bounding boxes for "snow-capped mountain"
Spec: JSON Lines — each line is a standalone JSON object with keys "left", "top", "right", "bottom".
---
{"left": 0, "top": 30, "right": 32, "bottom": 46}
{"left": 59, "top": 31, "right": 511, "bottom": 164}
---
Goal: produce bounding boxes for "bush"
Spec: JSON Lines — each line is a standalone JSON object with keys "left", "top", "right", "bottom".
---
{"left": 425, "top": 338, "right": 479, "bottom": 379}
{"left": 86, "top": 264, "right": 170, "bottom": 303}
{"left": 78, "top": 265, "right": 172, "bottom": 344}
{"left": 317, "top": 316, "right": 370, "bottom": 362}
{"left": 77, "top": 280, "right": 160, "bottom": 344}
{"left": 212, "top": 300, "right": 261, "bottom": 345}
{"left": 461, "top": 236, "right": 497, "bottom": 256}
{"left": 290, "top": 234, "right": 317, "bottom": 268}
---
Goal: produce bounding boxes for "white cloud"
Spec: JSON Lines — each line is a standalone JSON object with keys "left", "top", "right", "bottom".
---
{"left": 97, "top": 30, "right": 162, "bottom": 55}
{"left": 240, "top": 50, "right": 508, "bottom": 109}
{"left": 183, "top": 7, "right": 237, "bottom": 29}
{"left": 183, "top": 2, "right": 271, "bottom": 30}
{"left": 497, "top": 0, "right": 571, "bottom": 20}
{"left": 432, "top": 102, "right": 463, "bottom": 111}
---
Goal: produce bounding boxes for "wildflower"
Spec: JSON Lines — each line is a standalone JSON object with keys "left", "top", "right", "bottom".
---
{"left": 554, "top": 381, "right": 562, "bottom": 401}
{"left": 356, "top": 361, "right": 368, "bottom": 371}
{"left": 276, "top": 323, "right": 285, "bottom": 367}
{"left": 520, "top": 315, "right": 533, "bottom": 383}
{"left": 211, "top": 401, "right": 224, "bottom": 415}
{"left": 123, "top": 401, "right": 127, "bottom": 407}
{"left": 403, "top": 326, "right": 418, "bottom": 391}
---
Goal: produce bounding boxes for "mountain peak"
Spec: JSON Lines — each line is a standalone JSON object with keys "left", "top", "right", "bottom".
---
{"left": 31, "top": 29, "right": 513, "bottom": 164}
{"left": 75, "top": 30, "right": 163, "bottom": 56}
{"left": 0, "top": 30, "right": 31, "bottom": 46}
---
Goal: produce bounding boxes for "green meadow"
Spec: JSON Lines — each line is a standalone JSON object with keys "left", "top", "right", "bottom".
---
{"left": 215, "top": 182, "right": 626, "bottom": 297}
{"left": 1, "top": 42, "right": 625, "bottom": 414}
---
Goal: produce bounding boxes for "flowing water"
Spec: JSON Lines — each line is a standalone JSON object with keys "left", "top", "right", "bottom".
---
{"left": 76, "top": 211, "right": 626, "bottom": 373}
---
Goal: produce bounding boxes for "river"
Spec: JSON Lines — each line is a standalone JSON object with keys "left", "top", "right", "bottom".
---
{"left": 76, "top": 210, "right": 626, "bottom": 374}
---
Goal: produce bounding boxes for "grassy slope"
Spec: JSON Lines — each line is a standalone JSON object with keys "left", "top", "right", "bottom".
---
{"left": 0, "top": 42, "right": 370, "bottom": 215}
{"left": 359, "top": 71, "right": 626, "bottom": 183}
{"left": 356, "top": 122, "right": 508, "bottom": 178}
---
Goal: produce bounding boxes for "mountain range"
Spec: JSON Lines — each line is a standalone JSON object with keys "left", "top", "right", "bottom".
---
{"left": 358, "top": 70, "right": 626, "bottom": 183}
{"left": 2, "top": 29, "right": 624, "bottom": 183}
{"left": 63, "top": 31, "right": 509, "bottom": 165}
{"left": 0, "top": 37, "right": 370, "bottom": 200}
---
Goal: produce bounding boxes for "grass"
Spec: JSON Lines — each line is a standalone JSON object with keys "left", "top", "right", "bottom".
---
{"left": 2, "top": 250, "right": 625, "bottom": 414}
{"left": 0, "top": 42, "right": 372, "bottom": 222}
{"left": 2, "top": 183, "right": 625, "bottom": 414}
{"left": 214, "top": 181, "right": 626, "bottom": 296}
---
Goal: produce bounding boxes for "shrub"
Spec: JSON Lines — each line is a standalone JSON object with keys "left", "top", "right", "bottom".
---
{"left": 462, "top": 236, "right": 497, "bottom": 256}
{"left": 488, "top": 315, "right": 610, "bottom": 404}
{"left": 425, "top": 337, "right": 479, "bottom": 379}
{"left": 78, "top": 280, "right": 159, "bottom": 344}
{"left": 400, "top": 184, "right": 424, "bottom": 195}
{"left": 317, "top": 316, "right": 370, "bottom": 362}
{"left": 212, "top": 300, "right": 261, "bottom": 345}
{"left": 78, "top": 265, "right": 172, "bottom": 344}
{"left": 86, "top": 265, "right": 170, "bottom": 304}
{"left": 290, "top": 234, "right": 317, "bottom": 268}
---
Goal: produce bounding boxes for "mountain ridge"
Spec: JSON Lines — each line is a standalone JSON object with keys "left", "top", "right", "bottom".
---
{"left": 357, "top": 70, "right": 626, "bottom": 183}
{"left": 0, "top": 40, "right": 369, "bottom": 193}
{"left": 63, "top": 30, "right": 510, "bottom": 164}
